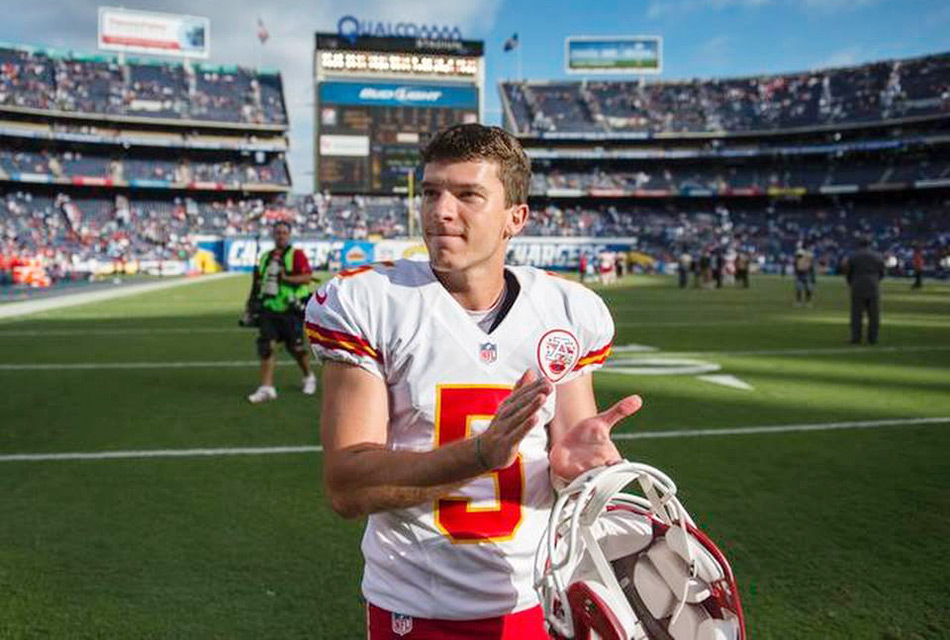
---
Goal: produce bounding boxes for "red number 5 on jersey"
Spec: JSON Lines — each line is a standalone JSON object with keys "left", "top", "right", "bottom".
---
{"left": 434, "top": 385, "right": 525, "bottom": 543}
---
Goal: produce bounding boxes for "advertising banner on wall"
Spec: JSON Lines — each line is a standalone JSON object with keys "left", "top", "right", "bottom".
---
{"left": 221, "top": 237, "right": 639, "bottom": 272}
{"left": 340, "top": 241, "right": 375, "bottom": 268}
{"left": 508, "top": 237, "right": 638, "bottom": 270}
{"left": 224, "top": 238, "right": 343, "bottom": 272}
{"left": 373, "top": 240, "right": 429, "bottom": 263}
{"left": 98, "top": 7, "right": 210, "bottom": 58}
{"left": 565, "top": 36, "right": 661, "bottom": 75}
{"left": 319, "top": 82, "right": 479, "bottom": 109}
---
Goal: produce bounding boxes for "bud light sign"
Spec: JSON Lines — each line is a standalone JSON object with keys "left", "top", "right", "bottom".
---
{"left": 320, "top": 82, "right": 478, "bottom": 109}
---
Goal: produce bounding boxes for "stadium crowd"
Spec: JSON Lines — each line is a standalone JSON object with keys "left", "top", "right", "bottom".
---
{"left": 0, "top": 148, "right": 290, "bottom": 186}
{"left": 503, "top": 52, "right": 950, "bottom": 135}
{"left": 0, "top": 46, "right": 286, "bottom": 125}
{"left": 522, "top": 198, "right": 950, "bottom": 277}
{"left": 3, "top": 187, "right": 947, "bottom": 285}
{"left": 0, "top": 191, "right": 412, "bottom": 281}
{"left": 530, "top": 153, "right": 950, "bottom": 194}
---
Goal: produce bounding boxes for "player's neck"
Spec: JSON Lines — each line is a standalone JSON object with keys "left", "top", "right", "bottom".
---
{"left": 432, "top": 261, "right": 506, "bottom": 311}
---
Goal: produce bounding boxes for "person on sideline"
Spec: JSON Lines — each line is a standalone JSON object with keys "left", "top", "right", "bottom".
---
{"left": 247, "top": 221, "right": 316, "bottom": 403}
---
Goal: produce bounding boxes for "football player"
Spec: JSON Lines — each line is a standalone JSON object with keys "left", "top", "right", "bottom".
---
{"left": 307, "top": 124, "right": 643, "bottom": 639}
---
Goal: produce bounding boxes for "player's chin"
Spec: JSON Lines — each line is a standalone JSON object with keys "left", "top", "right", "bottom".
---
{"left": 427, "top": 245, "right": 465, "bottom": 270}
{"left": 429, "top": 253, "right": 464, "bottom": 273}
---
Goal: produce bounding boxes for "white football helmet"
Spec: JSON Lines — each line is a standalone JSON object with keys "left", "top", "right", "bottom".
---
{"left": 534, "top": 461, "right": 745, "bottom": 640}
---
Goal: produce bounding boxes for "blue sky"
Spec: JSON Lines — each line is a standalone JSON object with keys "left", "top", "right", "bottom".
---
{"left": 2, "top": 0, "right": 948, "bottom": 191}
{"left": 484, "top": 0, "right": 950, "bottom": 116}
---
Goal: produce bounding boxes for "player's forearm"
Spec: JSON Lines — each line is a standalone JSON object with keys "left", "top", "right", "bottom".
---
{"left": 324, "top": 441, "right": 486, "bottom": 517}
{"left": 329, "top": 481, "right": 468, "bottom": 518}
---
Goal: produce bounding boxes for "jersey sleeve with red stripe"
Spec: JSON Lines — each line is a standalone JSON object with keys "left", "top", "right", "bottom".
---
{"left": 551, "top": 275, "right": 615, "bottom": 383}
{"left": 304, "top": 268, "right": 384, "bottom": 378}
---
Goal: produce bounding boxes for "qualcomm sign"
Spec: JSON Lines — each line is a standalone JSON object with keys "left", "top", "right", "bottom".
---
{"left": 337, "top": 15, "right": 462, "bottom": 43}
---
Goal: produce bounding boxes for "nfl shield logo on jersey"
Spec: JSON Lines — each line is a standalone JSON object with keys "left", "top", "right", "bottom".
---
{"left": 391, "top": 612, "right": 413, "bottom": 636}
{"left": 479, "top": 342, "right": 497, "bottom": 364}
{"left": 537, "top": 329, "right": 580, "bottom": 382}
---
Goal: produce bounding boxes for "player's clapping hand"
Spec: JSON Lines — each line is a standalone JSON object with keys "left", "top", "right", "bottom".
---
{"left": 549, "top": 395, "right": 643, "bottom": 482}
{"left": 478, "top": 370, "right": 553, "bottom": 470}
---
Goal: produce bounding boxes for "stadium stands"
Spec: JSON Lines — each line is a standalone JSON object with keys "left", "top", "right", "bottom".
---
{"left": 0, "top": 45, "right": 287, "bottom": 125}
{"left": 501, "top": 52, "right": 950, "bottom": 136}
{"left": 528, "top": 154, "right": 950, "bottom": 196}
{"left": 0, "top": 149, "right": 289, "bottom": 187}
{"left": 0, "top": 42, "right": 291, "bottom": 280}
{"left": 499, "top": 50, "right": 950, "bottom": 278}
{"left": 522, "top": 198, "right": 949, "bottom": 274}
{"left": 0, "top": 190, "right": 413, "bottom": 280}
{"left": 3, "top": 43, "right": 949, "bottom": 283}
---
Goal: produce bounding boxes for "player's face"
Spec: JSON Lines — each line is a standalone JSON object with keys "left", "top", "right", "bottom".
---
{"left": 421, "top": 159, "right": 524, "bottom": 274}
{"left": 273, "top": 225, "right": 291, "bottom": 249}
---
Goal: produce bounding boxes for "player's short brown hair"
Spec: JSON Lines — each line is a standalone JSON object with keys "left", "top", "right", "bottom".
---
{"left": 421, "top": 124, "right": 531, "bottom": 207}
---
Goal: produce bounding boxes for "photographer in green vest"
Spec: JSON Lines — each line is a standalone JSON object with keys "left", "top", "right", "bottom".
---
{"left": 248, "top": 221, "right": 317, "bottom": 403}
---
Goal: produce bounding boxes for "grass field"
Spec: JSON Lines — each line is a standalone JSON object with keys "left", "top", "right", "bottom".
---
{"left": 1, "top": 272, "right": 949, "bottom": 639}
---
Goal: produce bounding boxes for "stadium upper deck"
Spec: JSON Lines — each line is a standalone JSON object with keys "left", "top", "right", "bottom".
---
{"left": 0, "top": 42, "right": 294, "bottom": 280}
{"left": 0, "top": 44, "right": 287, "bottom": 129}
{"left": 500, "top": 51, "right": 950, "bottom": 138}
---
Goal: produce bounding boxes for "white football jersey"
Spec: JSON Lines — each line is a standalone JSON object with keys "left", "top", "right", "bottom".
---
{"left": 306, "top": 259, "right": 614, "bottom": 620}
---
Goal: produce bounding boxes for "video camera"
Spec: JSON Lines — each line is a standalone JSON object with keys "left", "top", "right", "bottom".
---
{"left": 238, "top": 297, "right": 262, "bottom": 328}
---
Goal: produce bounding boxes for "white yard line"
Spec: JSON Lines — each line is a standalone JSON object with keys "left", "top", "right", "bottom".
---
{"left": 612, "top": 416, "right": 950, "bottom": 440}
{"left": 0, "top": 446, "right": 322, "bottom": 462}
{"left": 3, "top": 343, "right": 948, "bottom": 371}
{"left": 0, "top": 272, "right": 241, "bottom": 320}
{"left": 1, "top": 416, "right": 946, "bottom": 463}
{"left": 0, "top": 327, "right": 245, "bottom": 337}
{"left": 651, "top": 345, "right": 950, "bottom": 357}
{"left": 0, "top": 361, "right": 269, "bottom": 371}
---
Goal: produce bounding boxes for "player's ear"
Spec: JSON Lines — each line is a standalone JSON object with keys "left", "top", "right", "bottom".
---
{"left": 505, "top": 203, "right": 529, "bottom": 238}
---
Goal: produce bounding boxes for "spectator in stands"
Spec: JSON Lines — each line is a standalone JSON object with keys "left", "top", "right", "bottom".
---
{"left": 843, "top": 237, "right": 885, "bottom": 345}
{"left": 247, "top": 221, "right": 316, "bottom": 403}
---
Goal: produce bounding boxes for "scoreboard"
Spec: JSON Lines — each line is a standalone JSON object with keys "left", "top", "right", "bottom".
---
{"left": 314, "top": 33, "right": 484, "bottom": 194}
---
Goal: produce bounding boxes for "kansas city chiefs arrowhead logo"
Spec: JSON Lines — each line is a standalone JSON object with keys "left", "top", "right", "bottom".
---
{"left": 536, "top": 329, "right": 580, "bottom": 382}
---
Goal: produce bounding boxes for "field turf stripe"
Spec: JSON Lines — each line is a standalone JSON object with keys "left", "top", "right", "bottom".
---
{"left": 2, "top": 417, "right": 946, "bottom": 462}
{"left": 3, "top": 344, "right": 950, "bottom": 371}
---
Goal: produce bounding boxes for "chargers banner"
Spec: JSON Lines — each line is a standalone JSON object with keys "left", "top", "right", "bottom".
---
{"left": 320, "top": 82, "right": 478, "bottom": 109}
{"left": 220, "top": 237, "right": 637, "bottom": 272}
{"left": 509, "top": 238, "right": 637, "bottom": 270}
{"left": 224, "top": 238, "right": 343, "bottom": 272}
